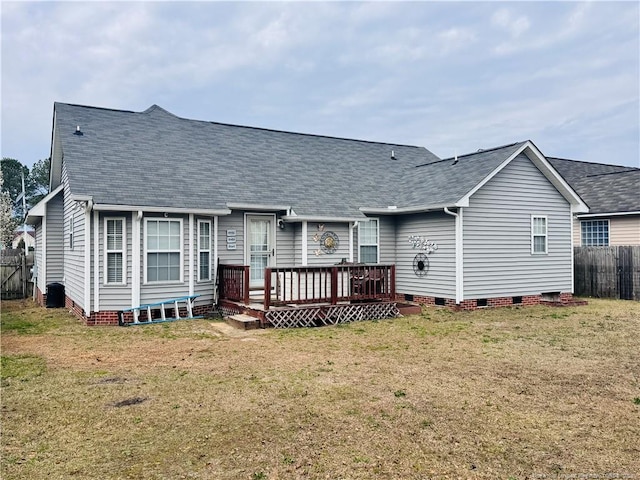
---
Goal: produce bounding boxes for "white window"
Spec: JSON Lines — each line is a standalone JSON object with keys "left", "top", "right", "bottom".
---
{"left": 581, "top": 220, "right": 609, "bottom": 246}
{"left": 69, "top": 211, "right": 75, "bottom": 250}
{"left": 145, "top": 218, "right": 182, "bottom": 283}
{"left": 531, "top": 216, "right": 548, "bottom": 254}
{"left": 105, "top": 217, "right": 126, "bottom": 284}
{"left": 198, "top": 219, "right": 211, "bottom": 281}
{"left": 358, "top": 218, "right": 379, "bottom": 263}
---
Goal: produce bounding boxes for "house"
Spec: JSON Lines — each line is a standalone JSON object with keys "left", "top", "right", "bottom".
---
{"left": 10, "top": 227, "right": 35, "bottom": 251}
{"left": 547, "top": 158, "right": 640, "bottom": 247}
{"left": 27, "top": 102, "right": 588, "bottom": 326}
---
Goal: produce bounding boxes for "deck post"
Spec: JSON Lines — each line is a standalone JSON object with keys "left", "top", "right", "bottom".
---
{"left": 243, "top": 265, "right": 250, "bottom": 305}
{"left": 390, "top": 264, "right": 396, "bottom": 300}
{"left": 330, "top": 266, "right": 338, "bottom": 305}
{"left": 264, "top": 268, "right": 272, "bottom": 310}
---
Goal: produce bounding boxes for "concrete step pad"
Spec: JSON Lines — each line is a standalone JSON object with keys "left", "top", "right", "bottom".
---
{"left": 226, "top": 314, "right": 261, "bottom": 330}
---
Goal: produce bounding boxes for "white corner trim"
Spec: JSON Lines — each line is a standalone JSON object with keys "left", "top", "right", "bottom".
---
{"left": 444, "top": 207, "right": 463, "bottom": 303}
{"left": 84, "top": 207, "right": 91, "bottom": 317}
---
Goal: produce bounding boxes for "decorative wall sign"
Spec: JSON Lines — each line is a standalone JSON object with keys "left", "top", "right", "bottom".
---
{"left": 312, "top": 223, "right": 338, "bottom": 256}
{"left": 226, "top": 229, "right": 237, "bottom": 250}
{"left": 408, "top": 235, "right": 437, "bottom": 277}
{"left": 413, "top": 253, "right": 429, "bottom": 277}
{"left": 408, "top": 235, "right": 438, "bottom": 253}
{"left": 320, "top": 231, "right": 339, "bottom": 254}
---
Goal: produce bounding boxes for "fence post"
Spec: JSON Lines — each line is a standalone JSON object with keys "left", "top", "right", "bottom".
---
{"left": 390, "top": 264, "right": 396, "bottom": 301}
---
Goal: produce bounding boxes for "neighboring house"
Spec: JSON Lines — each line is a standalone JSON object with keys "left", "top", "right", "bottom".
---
{"left": 28, "top": 102, "right": 588, "bottom": 325}
{"left": 11, "top": 228, "right": 35, "bottom": 250}
{"left": 548, "top": 158, "right": 640, "bottom": 246}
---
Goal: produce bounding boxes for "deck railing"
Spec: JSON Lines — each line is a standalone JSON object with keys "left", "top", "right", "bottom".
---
{"left": 218, "top": 263, "right": 396, "bottom": 310}
{"left": 218, "top": 264, "right": 250, "bottom": 305}
{"left": 264, "top": 264, "right": 395, "bottom": 309}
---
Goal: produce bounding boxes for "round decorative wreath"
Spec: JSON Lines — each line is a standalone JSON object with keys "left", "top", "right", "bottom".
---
{"left": 320, "top": 231, "right": 339, "bottom": 254}
{"left": 413, "top": 253, "right": 429, "bottom": 277}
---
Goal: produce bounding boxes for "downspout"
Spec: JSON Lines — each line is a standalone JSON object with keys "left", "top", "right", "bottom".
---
{"left": 444, "top": 207, "right": 463, "bottom": 304}
{"left": 93, "top": 210, "right": 99, "bottom": 314}
{"left": 213, "top": 215, "right": 219, "bottom": 304}
{"left": 132, "top": 211, "right": 142, "bottom": 314}
{"left": 84, "top": 199, "right": 94, "bottom": 317}
{"left": 349, "top": 221, "right": 357, "bottom": 263}
{"left": 189, "top": 214, "right": 194, "bottom": 296}
{"left": 301, "top": 220, "right": 308, "bottom": 266}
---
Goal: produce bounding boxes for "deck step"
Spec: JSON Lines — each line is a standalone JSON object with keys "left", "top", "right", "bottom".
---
{"left": 227, "top": 314, "right": 260, "bottom": 330}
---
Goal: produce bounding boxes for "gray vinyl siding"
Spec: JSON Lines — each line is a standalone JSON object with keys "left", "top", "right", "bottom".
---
{"left": 378, "top": 216, "right": 396, "bottom": 263}
{"left": 45, "top": 193, "right": 64, "bottom": 284}
{"left": 98, "top": 213, "right": 133, "bottom": 310}
{"left": 275, "top": 220, "right": 295, "bottom": 267}
{"left": 306, "top": 222, "right": 350, "bottom": 266}
{"left": 395, "top": 212, "right": 456, "bottom": 298}
{"left": 62, "top": 163, "right": 86, "bottom": 309}
{"left": 218, "top": 211, "right": 244, "bottom": 265}
{"left": 463, "top": 153, "right": 573, "bottom": 298}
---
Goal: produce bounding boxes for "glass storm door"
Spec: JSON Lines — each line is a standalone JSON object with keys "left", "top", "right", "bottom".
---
{"left": 247, "top": 215, "right": 274, "bottom": 288}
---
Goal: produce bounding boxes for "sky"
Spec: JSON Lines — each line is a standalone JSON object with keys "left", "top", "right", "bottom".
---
{"left": 1, "top": 1, "right": 639, "bottom": 169}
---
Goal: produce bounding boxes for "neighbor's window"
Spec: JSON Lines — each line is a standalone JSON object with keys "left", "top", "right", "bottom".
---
{"left": 198, "top": 219, "right": 211, "bottom": 281}
{"left": 581, "top": 220, "right": 609, "bottom": 246}
{"left": 105, "top": 218, "right": 125, "bottom": 284}
{"left": 145, "top": 218, "right": 182, "bottom": 283}
{"left": 359, "top": 218, "right": 379, "bottom": 263}
{"left": 69, "top": 211, "right": 75, "bottom": 250}
{"left": 531, "top": 216, "right": 547, "bottom": 254}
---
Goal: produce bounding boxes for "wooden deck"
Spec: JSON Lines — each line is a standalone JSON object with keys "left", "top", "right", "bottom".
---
{"left": 218, "top": 264, "right": 401, "bottom": 328}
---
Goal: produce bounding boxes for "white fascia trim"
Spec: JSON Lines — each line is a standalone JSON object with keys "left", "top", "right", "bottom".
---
{"left": 457, "top": 145, "right": 526, "bottom": 207}
{"left": 359, "top": 203, "right": 460, "bottom": 215}
{"left": 577, "top": 211, "right": 640, "bottom": 219}
{"left": 92, "top": 204, "right": 231, "bottom": 216}
{"left": 524, "top": 142, "right": 589, "bottom": 213}
{"left": 227, "top": 202, "right": 291, "bottom": 212}
{"left": 282, "top": 215, "right": 365, "bottom": 223}
{"left": 27, "top": 184, "right": 64, "bottom": 221}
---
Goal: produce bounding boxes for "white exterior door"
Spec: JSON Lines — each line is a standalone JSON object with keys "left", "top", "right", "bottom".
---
{"left": 246, "top": 215, "right": 275, "bottom": 288}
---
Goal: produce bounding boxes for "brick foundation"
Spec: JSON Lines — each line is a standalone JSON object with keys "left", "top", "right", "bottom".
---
{"left": 54, "top": 295, "right": 216, "bottom": 326}
{"left": 396, "top": 292, "right": 585, "bottom": 311}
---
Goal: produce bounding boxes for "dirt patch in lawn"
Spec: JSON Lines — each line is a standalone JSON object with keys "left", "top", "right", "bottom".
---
{"left": 2, "top": 298, "right": 639, "bottom": 479}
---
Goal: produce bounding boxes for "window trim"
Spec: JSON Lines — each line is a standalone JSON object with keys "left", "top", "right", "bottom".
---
{"left": 580, "top": 219, "right": 610, "bottom": 247}
{"left": 69, "top": 211, "right": 75, "bottom": 250}
{"left": 531, "top": 215, "right": 548, "bottom": 255}
{"left": 358, "top": 218, "right": 380, "bottom": 264}
{"left": 144, "top": 217, "right": 184, "bottom": 284}
{"left": 104, "top": 217, "right": 126, "bottom": 285}
{"left": 197, "top": 219, "right": 212, "bottom": 282}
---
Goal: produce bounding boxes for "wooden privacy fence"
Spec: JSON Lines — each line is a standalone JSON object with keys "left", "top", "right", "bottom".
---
{"left": 574, "top": 246, "right": 640, "bottom": 300}
{"left": 1, "top": 250, "right": 34, "bottom": 300}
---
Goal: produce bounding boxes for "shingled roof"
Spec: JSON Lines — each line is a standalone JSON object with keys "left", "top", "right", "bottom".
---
{"left": 50, "top": 102, "right": 583, "bottom": 218}
{"left": 548, "top": 157, "right": 640, "bottom": 215}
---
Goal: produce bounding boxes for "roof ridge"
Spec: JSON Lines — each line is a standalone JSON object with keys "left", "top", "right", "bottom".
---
{"left": 414, "top": 141, "right": 524, "bottom": 168}
{"left": 548, "top": 156, "right": 640, "bottom": 170}
{"left": 202, "top": 119, "right": 426, "bottom": 149}
{"left": 55, "top": 102, "right": 137, "bottom": 114}
{"left": 585, "top": 169, "right": 640, "bottom": 178}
